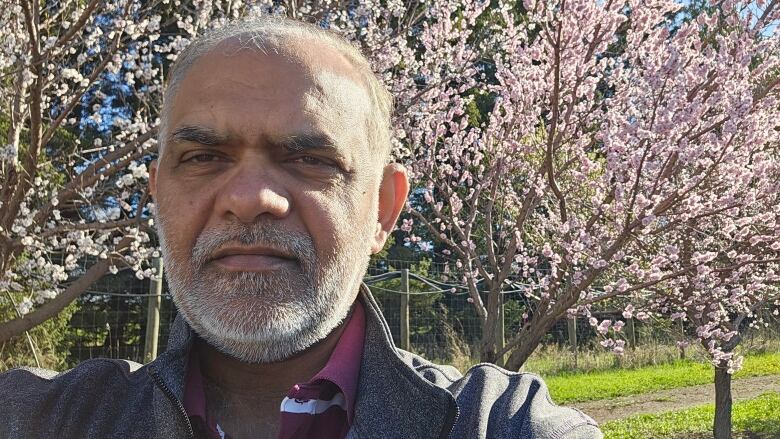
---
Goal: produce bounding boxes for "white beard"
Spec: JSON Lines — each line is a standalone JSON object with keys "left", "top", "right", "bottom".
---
{"left": 157, "top": 218, "right": 371, "bottom": 363}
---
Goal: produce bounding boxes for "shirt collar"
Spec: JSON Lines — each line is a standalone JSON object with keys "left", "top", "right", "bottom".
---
{"left": 310, "top": 299, "right": 365, "bottom": 424}
{"left": 183, "top": 349, "right": 207, "bottom": 421}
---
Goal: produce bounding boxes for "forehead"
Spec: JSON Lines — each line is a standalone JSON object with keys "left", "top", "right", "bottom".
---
{"left": 167, "top": 37, "right": 372, "bottom": 151}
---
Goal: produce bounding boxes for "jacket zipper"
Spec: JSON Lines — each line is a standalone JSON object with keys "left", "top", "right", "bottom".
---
{"left": 149, "top": 366, "right": 195, "bottom": 439}
{"left": 443, "top": 400, "right": 460, "bottom": 439}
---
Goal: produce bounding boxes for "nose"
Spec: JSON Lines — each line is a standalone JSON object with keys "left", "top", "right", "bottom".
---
{"left": 215, "top": 162, "right": 291, "bottom": 223}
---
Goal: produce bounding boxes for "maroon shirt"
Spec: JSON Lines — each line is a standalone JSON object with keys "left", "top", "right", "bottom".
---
{"left": 183, "top": 301, "right": 366, "bottom": 439}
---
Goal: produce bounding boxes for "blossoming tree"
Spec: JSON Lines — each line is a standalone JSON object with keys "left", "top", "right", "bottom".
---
{"left": 388, "top": 1, "right": 779, "bottom": 437}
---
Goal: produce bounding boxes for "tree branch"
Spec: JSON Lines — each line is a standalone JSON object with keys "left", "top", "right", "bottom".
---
{"left": 50, "top": 0, "right": 101, "bottom": 51}
{"left": 0, "top": 236, "right": 134, "bottom": 344}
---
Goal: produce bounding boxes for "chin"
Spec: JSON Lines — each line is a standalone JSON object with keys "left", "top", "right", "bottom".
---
{"left": 174, "top": 285, "right": 354, "bottom": 363}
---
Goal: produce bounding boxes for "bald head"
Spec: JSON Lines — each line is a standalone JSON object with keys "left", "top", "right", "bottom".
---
{"left": 158, "top": 16, "right": 393, "bottom": 164}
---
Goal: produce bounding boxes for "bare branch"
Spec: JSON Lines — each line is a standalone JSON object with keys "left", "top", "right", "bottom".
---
{"left": 49, "top": 0, "right": 101, "bottom": 51}
{"left": 40, "top": 1, "right": 133, "bottom": 146}
{"left": 32, "top": 130, "right": 156, "bottom": 229}
{"left": 36, "top": 218, "right": 151, "bottom": 239}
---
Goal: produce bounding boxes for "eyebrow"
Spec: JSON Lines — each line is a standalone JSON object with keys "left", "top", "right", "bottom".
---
{"left": 168, "top": 125, "right": 228, "bottom": 146}
{"left": 167, "top": 125, "right": 343, "bottom": 156}
{"left": 273, "top": 133, "right": 340, "bottom": 153}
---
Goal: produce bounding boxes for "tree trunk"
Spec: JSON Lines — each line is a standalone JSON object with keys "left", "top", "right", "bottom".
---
{"left": 713, "top": 364, "right": 732, "bottom": 439}
{"left": 479, "top": 310, "right": 499, "bottom": 364}
{"left": 504, "top": 323, "right": 550, "bottom": 371}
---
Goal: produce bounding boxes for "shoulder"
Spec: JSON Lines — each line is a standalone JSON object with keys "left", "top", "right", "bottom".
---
{"left": 0, "top": 359, "right": 152, "bottom": 435}
{"left": 396, "top": 348, "right": 463, "bottom": 383}
{"left": 408, "top": 357, "right": 602, "bottom": 439}
{"left": 0, "top": 358, "right": 145, "bottom": 394}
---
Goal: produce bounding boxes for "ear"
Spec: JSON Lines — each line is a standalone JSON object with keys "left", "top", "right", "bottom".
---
{"left": 371, "top": 163, "right": 410, "bottom": 254}
{"left": 149, "top": 159, "right": 159, "bottom": 201}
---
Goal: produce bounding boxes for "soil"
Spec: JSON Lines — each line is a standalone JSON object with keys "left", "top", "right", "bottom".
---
{"left": 568, "top": 374, "right": 780, "bottom": 424}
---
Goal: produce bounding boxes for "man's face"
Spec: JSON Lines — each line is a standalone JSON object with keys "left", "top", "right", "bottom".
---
{"left": 150, "top": 39, "right": 387, "bottom": 363}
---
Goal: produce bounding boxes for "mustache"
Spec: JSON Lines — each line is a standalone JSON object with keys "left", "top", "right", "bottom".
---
{"left": 191, "top": 222, "right": 315, "bottom": 268}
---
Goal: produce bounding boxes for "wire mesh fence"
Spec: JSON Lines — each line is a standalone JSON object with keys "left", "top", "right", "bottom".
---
{"left": 65, "top": 266, "right": 179, "bottom": 365}
{"left": 59, "top": 258, "right": 780, "bottom": 371}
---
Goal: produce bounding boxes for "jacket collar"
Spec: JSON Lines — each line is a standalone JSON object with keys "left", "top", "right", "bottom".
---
{"left": 351, "top": 284, "right": 458, "bottom": 439}
{"left": 149, "top": 284, "right": 457, "bottom": 439}
{"left": 147, "top": 302, "right": 195, "bottom": 403}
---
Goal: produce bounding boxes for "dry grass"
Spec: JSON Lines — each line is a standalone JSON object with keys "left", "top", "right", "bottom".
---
{"left": 423, "top": 328, "right": 780, "bottom": 377}
{"left": 521, "top": 330, "right": 780, "bottom": 377}
{"left": 521, "top": 342, "right": 691, "bottom": 376}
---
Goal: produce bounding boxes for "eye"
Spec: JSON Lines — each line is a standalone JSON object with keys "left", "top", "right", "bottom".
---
{"left": 290, "top": 155, "right": 335, "bottom": 167}
{"left": 182, "top": 152, "right": 223, "bottom": 163}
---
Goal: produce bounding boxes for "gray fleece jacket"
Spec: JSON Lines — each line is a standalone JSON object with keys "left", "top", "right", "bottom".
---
{"left": 0, "top": 286, "right": 601, "bottom": 438}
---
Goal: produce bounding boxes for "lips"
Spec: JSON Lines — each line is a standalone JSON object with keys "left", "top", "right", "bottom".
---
{"left": 211, "top": 246, "right": 295, "bottom": 260}
{"left": 209, "top": 246, "right": 297, "bottom": 272}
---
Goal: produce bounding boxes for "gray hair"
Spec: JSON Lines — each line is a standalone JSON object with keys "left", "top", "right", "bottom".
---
{"left": 158, "top": 15, "right": 393, "bottom": 163}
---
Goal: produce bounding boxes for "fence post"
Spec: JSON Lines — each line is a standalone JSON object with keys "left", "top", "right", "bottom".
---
{"left": 399, "top": 269, "right": 410, "bottom": 351}
{"left": 567, "top": 316, "right": 578, "bottom": 369}
{"left": 144, "top": 257, "right": 164, "bottom": 363}
{"left": 626, "top": 317, "right": 637, "bottom": 348}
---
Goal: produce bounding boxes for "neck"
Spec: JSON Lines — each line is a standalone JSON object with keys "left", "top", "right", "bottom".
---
{"left": 193, "top": 317, "right": 351, "bottom": 439}
{"left": 195, "top": 319, "right": 350, "bottom": 399}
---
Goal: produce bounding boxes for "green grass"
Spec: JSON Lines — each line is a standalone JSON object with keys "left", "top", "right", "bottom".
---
{"left": 544, "top": 352, "right": 780, "bottom": 404}
{"left": 601, "top": 392, "right": 780, "bottom": 439}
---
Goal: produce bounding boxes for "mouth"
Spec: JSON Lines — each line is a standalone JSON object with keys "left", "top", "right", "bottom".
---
{"left": 209, "top": 246, "right": 298, "bottom": 272}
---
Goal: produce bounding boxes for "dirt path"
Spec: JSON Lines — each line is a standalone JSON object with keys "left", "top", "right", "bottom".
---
{"left": 568, "top": 374, "right": 780, "bottom": 423}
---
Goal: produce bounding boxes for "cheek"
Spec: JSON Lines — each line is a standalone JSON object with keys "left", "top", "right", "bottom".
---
{"left": 300, "top": 185, "right": 377, "bottom": 256}
{"left": 156, "top": 182, "right": 212, "bottom": 256}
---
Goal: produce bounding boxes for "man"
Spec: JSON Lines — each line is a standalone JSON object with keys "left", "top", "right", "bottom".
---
{"left": 0, "top": 16, "right": 601, "bottom": 439}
